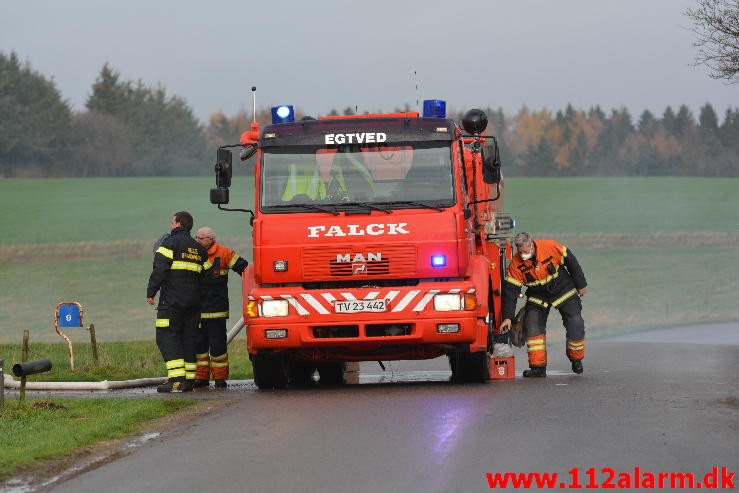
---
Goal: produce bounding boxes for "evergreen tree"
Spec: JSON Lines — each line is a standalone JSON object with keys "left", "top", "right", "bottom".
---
{"left": 662, "top": 106, "right": 677, "bottom": 135}
{"left": 0, "top": 51, "right": 75, "bottom": 176}
{"left": 638, "top": 110, "right": 657, "bottom": 136}
{"left": 674, "top": 105, "right": 695, "bottom": 137}
{"left": 84, "top": 65, "right": 208, "bottom": 176}
{"left": 698, "top": 103, "right": 719, "bottom": 135}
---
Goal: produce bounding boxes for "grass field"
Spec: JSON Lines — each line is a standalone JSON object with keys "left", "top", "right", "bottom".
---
{"left": 1, "top": 176, "right": 738, "bottom": 346}
{"left": 0, "top": 398, "right": 196, "bottom": 482}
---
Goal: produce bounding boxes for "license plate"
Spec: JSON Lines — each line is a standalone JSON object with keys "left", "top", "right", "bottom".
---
{"left": 334, "top": 299, "right": 387, "bottom": 313}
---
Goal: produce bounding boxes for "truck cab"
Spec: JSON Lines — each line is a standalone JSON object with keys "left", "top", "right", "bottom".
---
{"left": 211, "top": 101, "right": 514, "bottom": 388}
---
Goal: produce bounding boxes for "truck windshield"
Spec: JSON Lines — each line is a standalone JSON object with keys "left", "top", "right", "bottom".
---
{"left": 260, "top": 141, "right": 454, "bottom": 212}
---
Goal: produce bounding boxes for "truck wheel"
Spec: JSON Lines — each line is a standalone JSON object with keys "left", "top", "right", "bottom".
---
{"left": 252, "top": 352, "right": 288, "bottom": 389}
{"left": 289, "top": 360, "right": 317, "bottom": 387}
{"left": 316, "top": 362, "right": 346, "bottom": 386}
{"left": 450, "top": 351, "right": 489, "bottom": 383}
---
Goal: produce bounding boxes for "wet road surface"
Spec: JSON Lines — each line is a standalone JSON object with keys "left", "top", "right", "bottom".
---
{"left": 4, "top": 324, "right": 738, "bottom": 493}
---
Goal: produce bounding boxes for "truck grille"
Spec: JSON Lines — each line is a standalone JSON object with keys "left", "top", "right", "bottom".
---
{"left": 303, "top": 244, "right": 417, "bottom": 278}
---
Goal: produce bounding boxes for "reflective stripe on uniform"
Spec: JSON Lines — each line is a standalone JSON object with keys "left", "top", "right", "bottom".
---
{"left": 201, "top": 311, "right": 229, "bottom": 319}
{"left": 203, "top": 260, "right": 213, "bottom": 270}
{"left": 229, "top": 255, "right": 240, "bottom": 268}
{"left": 156, "top": 318, "right": 170, "bottom": 328}
{"left": 219, "top": 269, "right": 230, "bottom": 276}
{"left": 526, "top": 339, "right": 546, "bottom": 352}
{"left": 156, "top": 246, "right": 174, "bottom": 259}
{"left": 528, "top": 297, "right": 549, "bottom": 308}
{"left": 551, "top": 288, "right": 578, "bottom": 307}
{"left": 166, "top": 359, "right": 185, "bottom": 370}
{"left": 171, "top": 261, "right": 203, "bottom": 273}
{"left": 567, "top": 340, "right": 585, "bottom": 350}
{"left": 524, "top": 269, "right": 560, "bottom": 288}
{"left": 504, "top": 276, "right": 523, "bottom": 287}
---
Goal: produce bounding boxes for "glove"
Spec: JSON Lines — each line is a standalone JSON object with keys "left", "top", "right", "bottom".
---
{"left": 493, "top": 332, "right": 510, "bottom": 345}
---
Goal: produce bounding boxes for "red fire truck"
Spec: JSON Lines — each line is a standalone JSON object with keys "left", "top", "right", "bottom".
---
{"left": 210, "top": 100, "right": 514, "bottom": 388}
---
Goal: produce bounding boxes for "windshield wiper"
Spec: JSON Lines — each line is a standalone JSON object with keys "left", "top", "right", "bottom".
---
{"left": 266, "top": 204, "right": 340, "bottom": 215}
{"left": 383, "top": 200, "right": 446, "bottom": 211}
{"left": 338, "top": 201, "right": 393, "bottom": 214}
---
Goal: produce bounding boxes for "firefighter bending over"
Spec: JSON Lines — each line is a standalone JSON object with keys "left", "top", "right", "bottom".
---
{"left": 498, "top": 232, "right": 588, "bottom": 377}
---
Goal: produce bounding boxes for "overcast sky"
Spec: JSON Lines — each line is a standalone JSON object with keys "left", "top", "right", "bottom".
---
{"left": 2, "top": 0, "right": 736, "bottom": 124}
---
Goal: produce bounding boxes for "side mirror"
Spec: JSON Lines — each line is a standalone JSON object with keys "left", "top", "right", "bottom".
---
{"left": 240, "top": 145, "right": 257, "bottom": 161}
{"left": 210, "top": 187, "right": 229, "bottom": 205}
{"left": 482, "top": 140, "right": 502, "bottom": 184}
{"left": 215, "top": 148, "right": 233, "bottom": 188}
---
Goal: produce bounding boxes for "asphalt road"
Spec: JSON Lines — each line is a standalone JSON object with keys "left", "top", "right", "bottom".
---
{"left": 15, "top": 324, "right": 739, "bottom": 493}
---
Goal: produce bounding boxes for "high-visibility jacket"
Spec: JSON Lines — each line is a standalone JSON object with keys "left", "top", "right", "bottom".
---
{"left": 281, "top": 153, "right": 375, "bottom": 202}
{"left": 200, "top": 242, "right": 248, "bottom": 319}
{"left": 147, "top": 227, "right": 208, "bottom": 310}
{"left": 502, "top": 239, "right": 587, "bottom": 320}
{"left": 282, "top": 163, "right": 327, "bottom": 200}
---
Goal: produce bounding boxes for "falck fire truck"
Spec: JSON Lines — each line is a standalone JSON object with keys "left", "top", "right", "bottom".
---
{"left": 210, "top": 99, "right": 515, "bottom": 389}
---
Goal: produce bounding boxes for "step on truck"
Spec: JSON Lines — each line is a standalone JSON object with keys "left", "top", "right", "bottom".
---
{"left": 210, "top": 99, "right": 515, "bottom": 389}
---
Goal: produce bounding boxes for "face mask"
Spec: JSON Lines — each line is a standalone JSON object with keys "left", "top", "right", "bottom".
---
{"left": 520, "top": 251, "right": 533, "bottom": 261}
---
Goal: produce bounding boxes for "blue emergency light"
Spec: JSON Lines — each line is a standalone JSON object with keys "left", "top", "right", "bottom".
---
{"left": 431, "top": 254, "right": 447, "bottom": 267}
{"left": 271, "top": 105, "right": 295, "bottom": 124}
{"left": 423, "top": 100, "right": 446, "bottom": 118}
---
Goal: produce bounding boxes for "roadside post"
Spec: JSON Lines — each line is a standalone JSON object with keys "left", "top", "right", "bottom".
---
{"left": 1, "top": 358, "right": 5, "bottom": 409}
{"left": 88, "top": 323, "right": 99, "bottom": 365}
{"left": 13, "top": 329, "right": 53, "bottom": 402}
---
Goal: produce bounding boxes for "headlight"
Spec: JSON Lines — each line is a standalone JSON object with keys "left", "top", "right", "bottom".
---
{"left": 261, "top": 299, "right": 289, "bottom": 317}
{"left": 433, "top": 293, "right": 462, "bottom": 311}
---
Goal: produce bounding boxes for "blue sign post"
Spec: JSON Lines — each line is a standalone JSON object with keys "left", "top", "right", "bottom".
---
{"left": 55, "top": 302, "right": 84, "bottom": 371}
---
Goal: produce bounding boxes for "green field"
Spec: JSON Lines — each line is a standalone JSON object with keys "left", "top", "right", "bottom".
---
{"left": 1, "top": 176, "right": 738, "bottom": 345}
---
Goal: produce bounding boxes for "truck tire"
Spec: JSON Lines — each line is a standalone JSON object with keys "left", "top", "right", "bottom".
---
{"left": 316, "top": 362, "right": 346, "bottom": 386}
{"left": 288, "top": 360, "right": 317, "bottom": 387}
{"left": 449, "top": 351, "right": 489, "bottom": 383}
{"left": 252, "top": 352, "right": 288, "bottom": 389}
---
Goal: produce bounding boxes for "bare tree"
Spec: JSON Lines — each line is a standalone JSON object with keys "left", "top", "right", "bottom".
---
{"left": 686, "top": 0, "right": 739, "bottom": 83}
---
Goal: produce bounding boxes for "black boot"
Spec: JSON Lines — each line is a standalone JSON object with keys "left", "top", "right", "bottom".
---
{"left": 192, "top": 379, "right": 210, "bottom": 389}
{"left": 571, "top": 360, "right": 584, "bottom": 374}
{"left": 523, "top": 366, "right": 547, "bottom": 378}
{"left": 157, "top": 377, "right": 189, "bottom": 393}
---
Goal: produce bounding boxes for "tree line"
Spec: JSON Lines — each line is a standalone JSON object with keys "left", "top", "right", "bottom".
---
{"left": 2, "top": 51, "right": 738, "bottom": 178}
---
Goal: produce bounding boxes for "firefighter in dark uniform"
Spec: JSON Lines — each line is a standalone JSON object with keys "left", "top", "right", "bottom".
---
{"left": 498, "top": 232, "right": 588, "bottom": 377}
{"left": 147, "top": 211, "right": 208, "bottom": 392}
{"left": 193, "top": 227, "right": 248, "bottom": 389}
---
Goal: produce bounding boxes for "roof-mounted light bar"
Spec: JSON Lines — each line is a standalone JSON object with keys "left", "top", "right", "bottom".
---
{"left": 271, "top": 105, "right": 295, "bottom": 124}
{"left": 423, "top": 99, "right": 446, "bottom": 118}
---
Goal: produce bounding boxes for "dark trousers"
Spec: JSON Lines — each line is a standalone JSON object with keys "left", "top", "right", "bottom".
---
{"left": 523, "top": 295, "right": 586, "bottom": 363}
{"left": 197, "top": 318, "right": 228, "bottom": 359}
{"left": 156, "top": 305, "right": 200, "bottom": 378}
{"left": 524, "top": 295, "right": 584, "bottom": 338}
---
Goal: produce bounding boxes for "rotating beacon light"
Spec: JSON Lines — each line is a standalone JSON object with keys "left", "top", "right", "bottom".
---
{"left": 423, "top": 100, "right": 446, "bottom": 118}
{"left": 271, "top": 105, "right": 295, "bottom": 124}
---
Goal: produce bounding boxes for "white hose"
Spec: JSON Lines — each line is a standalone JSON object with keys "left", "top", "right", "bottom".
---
{"left": 3, "top": 373, "right": 165, "bottom": 390}
{"left": 2, "top": 318, "right": 247, "bottom": 391}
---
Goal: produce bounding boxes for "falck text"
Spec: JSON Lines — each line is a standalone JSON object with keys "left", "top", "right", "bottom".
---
{"left": 308, "top": 223, "right": 409, "bottom": 238}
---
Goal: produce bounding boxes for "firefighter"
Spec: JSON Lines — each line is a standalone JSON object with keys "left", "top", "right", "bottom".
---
{"left": 281, "top": 162, "right": 327, "bottom": 201}
{"left": 193, "top": 227, "right": 248, "bottom": 389}
{"left": 147, "top": 211, "right": 208, "bottom": 392}
{"left": 498, "top": 232, "right": 588, "bottom": 377}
